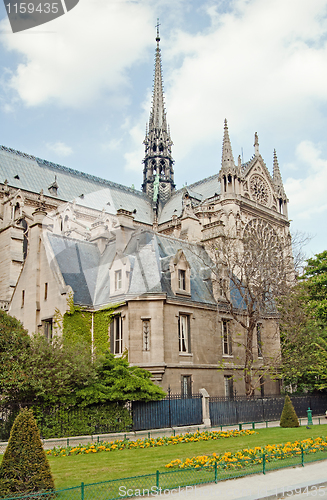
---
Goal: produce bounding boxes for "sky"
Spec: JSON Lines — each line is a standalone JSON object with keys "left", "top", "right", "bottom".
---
{"left": 0, "top": 0, "right": 326, "bottom": 258}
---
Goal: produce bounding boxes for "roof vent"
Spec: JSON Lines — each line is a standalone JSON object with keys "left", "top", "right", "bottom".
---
{"left": 14, "top": 174, "right": 20, "bottom": 180}
{"left": 48, "top": 175, "right": 58, "bottom": 196}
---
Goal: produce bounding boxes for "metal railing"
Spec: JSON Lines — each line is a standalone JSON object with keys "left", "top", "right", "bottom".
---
{"left": 1, "top": 445, "right": 327, "bottom": 499}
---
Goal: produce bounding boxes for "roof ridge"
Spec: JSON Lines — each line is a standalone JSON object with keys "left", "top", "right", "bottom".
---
{"left": 171, "top": 173, "right": 219, "bottom": 197}
{"left": 0, "top": 145, "right": 146, "bottom": 198}
{"left": 133, "top": 227, "right": 204, "bottom": 248}
{"left": 48, "top": 232, "right": 100, "bottom": 247}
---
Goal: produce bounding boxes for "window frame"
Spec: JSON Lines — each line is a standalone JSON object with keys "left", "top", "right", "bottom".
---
{"left": 43, "top": 319, "right": 53, "bottom": 342}
{"left": 224, "top": 375, "right": 234, "bottom": 399}
{"left": 257, "top": 323, "right": 263, "bottom": 358}
{"left": 115, "top": 270, "right": 122, "bottom": 291}
{"left": 181, "top": 375, "right": 192, "bottom": 398}
{"left": 222, "top": 319, "right": 232, "bottom": 356}
{"left": 178, "top": 269, "right": 186, "bottom": 290}
{"left": 111, "top": 315, "right": 123, "bottom": 355}
{"left": 178, "top": 314, "right": 191, "bottom": 353}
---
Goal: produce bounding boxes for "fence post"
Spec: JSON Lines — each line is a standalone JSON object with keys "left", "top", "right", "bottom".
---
{"left": 263, "top": 454, "right": 266, "bottom": 475}
{"left": 156, "top": 470, "right": 160, "bottom": 490}
{"left": 168, "top": 386, "right": 172, "bottom": 429}
{"left": 81, "top": 482, "right": 84, "bottom": 500}
{"left": 214, "top": 462, "right": 217, "bottom": 484}
{"left": 301, "top": 448, "right": 304, "bottom": 467}
{"left": 67, "top": 438, "right": 69, "bottom": 447}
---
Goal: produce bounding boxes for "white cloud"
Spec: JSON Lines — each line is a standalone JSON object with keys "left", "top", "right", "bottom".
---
{"left": 46, "top": 141, "right": 73, "bottom": 156}
{"left": 0, "top": 0, "right": 154, "bottom": 107}
{"left": 124, "top": 123, "right": 145, "bottom": 173}
{"left": 285, "top": 141, "right": 327, "bottom": 220}
{"left": 162, "top": 0, "right": 327, "bottom": 161}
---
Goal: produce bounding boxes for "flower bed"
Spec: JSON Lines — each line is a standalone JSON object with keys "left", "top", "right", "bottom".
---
{"left": 46, "top": 428, "right": 255, "bottom": 457}
{"left": 165, "top": 437, "right": 327, "bottom": 470}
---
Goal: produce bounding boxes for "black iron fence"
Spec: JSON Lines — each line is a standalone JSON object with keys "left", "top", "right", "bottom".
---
{"left": 0, "top": 402, "right": 132, "bottom": 441}
{"left": 209, "top": 393, "right": 327, "bottom": 426}
{"left": 1, "top": 393, "right": 327, "bottom": 442}
{"left": 132, "top": 393, "right": 202, "bottom": 431}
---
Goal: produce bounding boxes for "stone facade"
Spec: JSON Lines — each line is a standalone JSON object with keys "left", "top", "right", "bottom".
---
{"left": 3, "top": 29, "right": 289, "bottom": 397}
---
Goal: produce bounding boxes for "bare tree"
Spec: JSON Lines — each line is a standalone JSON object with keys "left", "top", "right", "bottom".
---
{"left": 198, "top": 218, "right": 298, "bottom": 396}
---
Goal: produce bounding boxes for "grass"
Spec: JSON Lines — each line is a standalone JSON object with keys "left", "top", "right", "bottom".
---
{"left": 2, "top": 424, "right": 327, "bottom": 490}
{"left": 38, "top": 425, "right": 327, "bottom": 488}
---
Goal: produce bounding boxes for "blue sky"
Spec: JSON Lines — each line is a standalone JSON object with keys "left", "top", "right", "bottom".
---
{"left": 0, "top": 0, "right": 326, "bottom": 258}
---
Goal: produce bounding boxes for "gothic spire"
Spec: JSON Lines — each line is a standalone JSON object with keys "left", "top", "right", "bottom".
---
{"left": 273, "top": 149, "right": 282, "bottom": 184}
{"left": 149, "top": 19, "right": 167, "bottom": 133}
{"left": 142, "top": 20, "right": 175, "bottom": 208}
{"left": 273, "top": 149, "right": 286, "bottom": 196}
{"left": 221, "top": 119, "right": 235, "bottom": 169}
{"left": 273, "top": 149, "right": 288, "bottom": 215}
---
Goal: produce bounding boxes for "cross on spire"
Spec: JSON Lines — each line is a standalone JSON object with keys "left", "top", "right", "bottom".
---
{"left": 156, "top": 18, "right": 160, "bottom": 42}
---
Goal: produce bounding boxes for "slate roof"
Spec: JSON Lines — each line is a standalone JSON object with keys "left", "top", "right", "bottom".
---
{"left": 46, "top": 228, "right": 217, "bottom": 308}
{"left": 0, "top": 145, "right": 153, "bottom": 225}
{"left": 158, "top": 174, "right": 220, "bottom": 224}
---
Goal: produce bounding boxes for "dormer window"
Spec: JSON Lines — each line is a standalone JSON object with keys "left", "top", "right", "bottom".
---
{"left": 115, "top": 270, "right": 122, "bottom": 291}
{"left": 170, "top": 250, "right": 191, "bottom": 296}
{"left": 178, "top": 269, "right": 186, "bottom": 290}
{"left": 110, "top": 255, "right": 131, "bottom": 296}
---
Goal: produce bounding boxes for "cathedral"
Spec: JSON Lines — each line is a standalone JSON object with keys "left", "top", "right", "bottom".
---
{"left": 0, "top": 27, "right": 289, "bottom": 397}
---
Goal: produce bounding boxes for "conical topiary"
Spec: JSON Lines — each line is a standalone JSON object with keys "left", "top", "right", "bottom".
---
{"left": 280, "top": 395, "right": 300, "bottom": 428}
{"left": 0, "top": 408, "right": 54, "bottom": 498}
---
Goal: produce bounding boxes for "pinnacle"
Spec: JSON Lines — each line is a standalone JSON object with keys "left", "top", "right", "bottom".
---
{"left": 221, "top": 119, "right": 235, "bottom": 169}
{"left": 272, "top": 149, "right": 286, "bottom": 199}
{"left": 273, "top": 149, "right": 283, "bottom": 184}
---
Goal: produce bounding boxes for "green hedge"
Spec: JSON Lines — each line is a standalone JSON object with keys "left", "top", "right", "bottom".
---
{"left": 1, "top": 404, "right": 132, "bottom": 441}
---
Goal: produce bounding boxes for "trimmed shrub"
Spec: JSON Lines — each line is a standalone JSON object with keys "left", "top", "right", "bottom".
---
{"left": 0, "top": 408, "right": 54, "bottom": 498}
{"left": 280, "top": 395, "right": 300, "bottom": 428}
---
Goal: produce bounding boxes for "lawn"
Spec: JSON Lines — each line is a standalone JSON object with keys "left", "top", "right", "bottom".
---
{"left": 1, "top": 425, "right": 327, "bottom": 489}
{"left": 12, "top": 424, "right": 327, "bottom": 489}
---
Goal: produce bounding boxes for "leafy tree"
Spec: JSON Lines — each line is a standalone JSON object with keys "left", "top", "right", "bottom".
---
{"left": 0, "top": 310, "right": 30, "bottom": 403}
{"left": 279, "top": 251, "right": 327, "bottom": 391}
{"left": 24, "top": 335, "right": 98, "bottom": 405}
{"left": 195, "top": 220, "right": 295, "bottom": 396}
{"left": 0, "top": 408, "right": 54, "bottom": 497}
{"left": 301, "top": 250, "right": 327, "bottom": 323}
{"left": 77, "top": 351, "right": 166, "bottom": 404}
{"left": 280, "top": 395, "right": 299, "bottom": 427}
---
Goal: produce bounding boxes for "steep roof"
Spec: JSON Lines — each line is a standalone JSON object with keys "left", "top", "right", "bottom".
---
{"left": 45, "top": 228, "right": 217, "bottom": 308}
{"left": 0, "top": 145, "right": 153, "bottom": 225}
{"left": 158, "top": 174, "right": 220, "bottom": 224}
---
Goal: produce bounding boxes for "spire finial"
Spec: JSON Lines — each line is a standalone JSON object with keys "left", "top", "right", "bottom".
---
{"left": 254, "top": 132, "right": 259, "bottom": 156}
{"left": 156, "top": 18, "right": 160, "bottom": 43}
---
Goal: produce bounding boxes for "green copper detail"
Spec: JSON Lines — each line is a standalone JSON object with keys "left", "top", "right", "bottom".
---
{"left": 153, "top": 172, "right": 160, "bottom": 202}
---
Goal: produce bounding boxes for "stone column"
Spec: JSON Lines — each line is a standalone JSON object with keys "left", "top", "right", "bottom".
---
{"left": 199, "top": 388, "right": 211, "bottom": 427}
